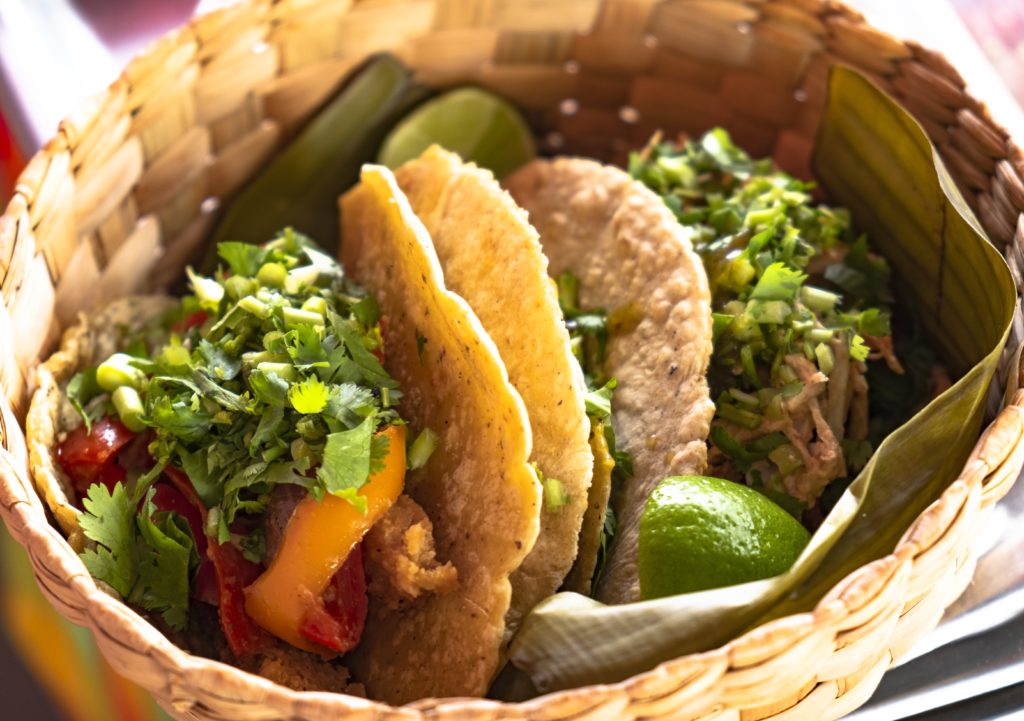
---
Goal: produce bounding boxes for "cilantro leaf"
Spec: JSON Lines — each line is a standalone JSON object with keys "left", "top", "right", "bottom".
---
{"left": 79, "top": 483, "right": 137, "bottom": 598}
{"left": 330, "top": 312, "right": 397, "bottom": 389}
{"left": 324, "top": 383, "right": 376, "bottom": 428}
{"left": 217, "top": 242, "right": 266, "bottom": 277}
{"left": 850, "top": 334, "right": 871, "bottom": 362}
{"left": 289, "top": 375, "right": 329, "bottom": 414}
{"left": 149, "top": 396, "right": 211, "bottom": 442}
{"left": 317, "top": 415, "right": 377, "bottom": 513}
{"left": 131, "top": 488, "right": 196, "bottom": 631}
{"left": 286, "top": 325, "right": 328, "bottom": 370}
{"left": 250, "top": 405, "right": 285, "bottom": 454}
{"left": 351, "top": 295, "right": 380, "bottom": 327}
{"left": 192, "top": 369, "right": 253, "bottom": 413}
{"left": 249, "top": 369, "right": 289, "bottom": 406}
{"left": 198, "top": 339, "right": 241, "bottom": 381}
{"left": 177, "top": 447, "right": 222, "bottom": 507}
{"left": 750, "top": 262, "right": 806, "bottom": 301}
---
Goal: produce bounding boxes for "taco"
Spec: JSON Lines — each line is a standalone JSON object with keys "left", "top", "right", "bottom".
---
{"left": 505, "top": 158, "right": 717, "bottom": 605}
{"left": 388, "top": 146, "right": 594, "bottom": 632}
{"left": 26, "top": 221, "right": 541, "bottom": 703}
{"left": 340, "top": 165, "right": 541, "bottom": 700}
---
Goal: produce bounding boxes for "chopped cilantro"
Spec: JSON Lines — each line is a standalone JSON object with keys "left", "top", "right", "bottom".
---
{"left": 75, "top": 231, "right": 409, "bottom": 630}
{"left": 630, "top": 129, "right": 901, "bottom": 506}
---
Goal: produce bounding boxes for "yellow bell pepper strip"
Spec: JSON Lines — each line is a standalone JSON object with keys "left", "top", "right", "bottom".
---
{"left": 244, "top": 425, "right": 406, "bottom": 652}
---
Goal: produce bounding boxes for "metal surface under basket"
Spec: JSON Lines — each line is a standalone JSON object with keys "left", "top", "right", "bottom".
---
{"left": 3, "top": 1, "right": 1024, "bottom": 719}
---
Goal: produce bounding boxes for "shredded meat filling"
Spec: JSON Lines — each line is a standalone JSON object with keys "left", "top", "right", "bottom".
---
{"left": 364, "top": 495, "right": 458, "bottom": 609}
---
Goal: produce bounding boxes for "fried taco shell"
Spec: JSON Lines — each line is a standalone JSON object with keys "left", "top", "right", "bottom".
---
{"left": 341, "top": 165, "right": 542, "bottom": 701}
{"left": 392, "top": 146, "right": 593, "bottom": 632}
{"left": 506, "top": 158, "right": 716, "bottom": 605}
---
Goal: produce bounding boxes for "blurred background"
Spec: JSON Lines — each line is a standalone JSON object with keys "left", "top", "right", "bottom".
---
{"left": 1, "top": 1, "right": 1024, "bottom": 719}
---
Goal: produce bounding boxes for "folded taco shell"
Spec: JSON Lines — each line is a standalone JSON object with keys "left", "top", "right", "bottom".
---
{"left": 506, "top": 158, "right": 715, "bottom": 605}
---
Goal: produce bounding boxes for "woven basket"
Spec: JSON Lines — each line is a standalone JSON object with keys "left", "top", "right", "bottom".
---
{"left": 3, "top": 1, "right": 1024, "bottom": 719}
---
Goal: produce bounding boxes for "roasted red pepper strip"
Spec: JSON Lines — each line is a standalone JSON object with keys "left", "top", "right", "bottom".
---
{"left": 57, "top": 417, "right": 134, "bottom": 492}
{"left": 298, "top": 545, "right": 368, "bottom": 654}
{"left": 164, "top": 467, "right": 266, "bottom": 658}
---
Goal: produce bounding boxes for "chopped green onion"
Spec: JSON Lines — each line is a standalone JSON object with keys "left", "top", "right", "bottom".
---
{"left": 159, "top": 343, "right": 191, "bottom": 367}
{"left": 542, "top": 474, "right": 569, "bottom": 511}
{"left": 285, "top": 265, "right": 320, "bottom": 294}
{"left": 97, "top": 353, "right": 146, "bottom": 391}
{"left": 301, "top": 296, "right": 328, "bottom": 315}
{"left": 800, "top": 286, "right": 840, "bottom": 314}
{"left": 740, "top": 345, "right": 760, "bottom": 387}
{"left": 716, "top": 403, "right": 762, "bottom": 430}
{"left": 728, "top": 388, "right": 760, "bottom": 407}
{"left": 807, "top": 327, "right": 834, "bottom": 343}
{"left": 746, "top": 299, "right": 791, "bottom": 325}
{"left": 224, "top": 275, "right": 257, "bottom": 299}
{"left": 407, "top": 428, "right": 439, "bottom": 470}
{"left": 769, "top": 443, "right": 803, "bottom": 475}
{"left": 238, "top": 295, "right": 270, "bottom": 319}
{"left": 186, "top": 267, "right": 225, "bottom": 311}
{"left": 111, "top": 386, "right": 146, "bottom": 432}
{"left": 256, "top": 262, "right": 287, "bottom": 288}
{"left": 815, "top": 342, "right": 834, "bottom": 375}
{"left": 205, "top": 507, "right": 221, "bottom": 539}
{"left": 257, "top": 362, "right": 297, "bottom": 381}
{"left": 283, "top": 307, "right": 324, "bottom": 329}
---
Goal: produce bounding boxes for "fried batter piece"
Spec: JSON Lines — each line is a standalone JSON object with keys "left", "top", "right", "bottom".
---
{"left": 364, "top": 495, "right": 458, "bottom": 609}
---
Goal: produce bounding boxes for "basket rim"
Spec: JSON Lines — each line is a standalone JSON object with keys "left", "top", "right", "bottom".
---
{"left": 2, "top": 0, "right": 1024, "bottom": 718}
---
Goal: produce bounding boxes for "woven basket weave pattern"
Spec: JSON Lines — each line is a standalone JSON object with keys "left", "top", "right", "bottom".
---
{"left": 3, "top": 1, "right": 1024, "bottom": 719}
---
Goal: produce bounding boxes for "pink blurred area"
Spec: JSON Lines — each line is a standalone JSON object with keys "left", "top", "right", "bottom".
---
{"left": 953, "top": 0, "right": 1024, "bottom": 105}
{"left": 70, "top": 0, "right": 200, "bottom": 51}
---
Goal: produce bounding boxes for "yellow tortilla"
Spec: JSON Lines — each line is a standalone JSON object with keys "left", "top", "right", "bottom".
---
{"left": 340, "top": 165, "right": 541, "bottom": 702}
{"left": 506, "top": 158, "right": 716, "bottom": 605}
{"left": 393, "top": 146, "right": 593, "bottom": 632}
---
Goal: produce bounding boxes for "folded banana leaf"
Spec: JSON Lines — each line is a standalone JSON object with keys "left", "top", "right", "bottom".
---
{"left": 503, "top": 66, "right": 1016, "bottom": 695}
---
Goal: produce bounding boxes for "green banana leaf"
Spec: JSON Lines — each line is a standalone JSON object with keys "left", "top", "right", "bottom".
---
{"left": 502, "top": 66, "right": 1016, "bottom": 695}
{"left": 202, "top": 54, "right": 430, "bottom": 270}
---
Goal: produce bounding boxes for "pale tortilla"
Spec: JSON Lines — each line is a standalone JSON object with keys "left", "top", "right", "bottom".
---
{"left": 340, "top": 165, "right": 541, "bottom": 702}
{"left": 506, "top": 158, "right": 715, "bottom": 605}
{"left": 26, "top": 296, "right": 178, "bottom": 550}
{"left": 393, "top": 146, "right": 593, "bottom": 632}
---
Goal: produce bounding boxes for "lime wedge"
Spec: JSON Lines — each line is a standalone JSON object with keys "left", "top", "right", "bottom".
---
{"left": 638, "top": 475, "right": 810, "bottom": 599}
{"left": 377, "top": 87, "right": 536, "bottom": 178}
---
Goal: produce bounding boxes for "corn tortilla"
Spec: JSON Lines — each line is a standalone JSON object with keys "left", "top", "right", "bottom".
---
{"left": 393, "top": 146, "right": 593, "bottom": 632}
{"left": 506, "top": 158, "right": 715, "bottom": 605}
{"left": 340, "top": 165, "right": 541, "bottom": 702}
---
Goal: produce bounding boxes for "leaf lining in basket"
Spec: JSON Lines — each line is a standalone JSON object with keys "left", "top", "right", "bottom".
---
{"left": 503, "top": 66, "right": 1016, "bottom": 695}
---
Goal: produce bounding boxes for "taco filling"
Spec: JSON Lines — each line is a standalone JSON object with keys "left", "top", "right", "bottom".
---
{"left": 627, "top": 130, "right": 944, "bottom": 520}
{"left": 28, "top": 221, "right": 539, "bottom": 701}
